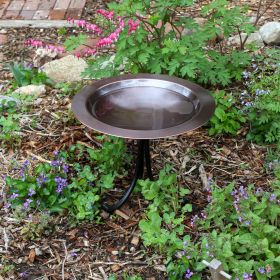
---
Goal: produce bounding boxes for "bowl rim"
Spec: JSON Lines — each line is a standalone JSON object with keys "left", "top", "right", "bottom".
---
{"left": 71, "top": 74, "right": 215, "bottom": 139}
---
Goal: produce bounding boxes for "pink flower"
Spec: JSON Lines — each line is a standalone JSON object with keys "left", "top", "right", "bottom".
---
{"left": 68, "top": 18, "right": 103, "bottom": 35}
{"left": 128, "top": 19, "right": 140, "bottom": 34}
{"left": 83, "top": 48, "right": 97, "bottom": 57}
{"left": 97, "top": 9, "right": 114, "bottom": 20}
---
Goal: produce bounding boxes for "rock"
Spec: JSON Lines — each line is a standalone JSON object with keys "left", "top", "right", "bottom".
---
{"left": 0, "top": 95, "right": 20, "bottom": 106}
{"left": 33, "top": 48, "right": 58, "bottom": 67}
{"left": 228, "top": 32, "right": 264, "bottom": 47}
{"left": 259, "top": 22, "right": 280, "bottom": 45}
{"left": 13, "top": 85, "right": 46, "bottom": 96}
{"left": 42, "top": 55, "right": 88, "bottom": 83}
{"left": 246, "top": 32, "right": 264, "bottom": 46}
{"left": 0, "top": 29, "right": 7, "bottom": 34}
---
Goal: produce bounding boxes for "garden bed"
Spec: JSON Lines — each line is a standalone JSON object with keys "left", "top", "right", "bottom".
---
{"left": 0, "top": 0, "right": 279, "bottom": 279}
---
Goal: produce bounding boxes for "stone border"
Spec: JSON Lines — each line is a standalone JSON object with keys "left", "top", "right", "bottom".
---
{"left": 0, "top": 20, "right": 69, "bottom": 28}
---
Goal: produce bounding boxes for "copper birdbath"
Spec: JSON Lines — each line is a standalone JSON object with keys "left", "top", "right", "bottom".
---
{"left": 72, "top": 74, "right": 215, "bottom": 213}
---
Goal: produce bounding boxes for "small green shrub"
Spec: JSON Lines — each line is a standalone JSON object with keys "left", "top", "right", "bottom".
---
{"left": 9, "top": 63, "right": 53, "bottom": 87}
{"left": 208, "top": 90, "right": 246, "bottom": 136}
{"left": 83, "top": 0, "right": 252, "bottom": 86}
{"left": 138, "top": 165, "right": 280, "bottom": 279}
{"left": 0, "top": 99, "right": 21, "bottom": 145}
{"left": 246, "top": 51, "right": 280, "bottom": 144}
{"left": 196, "top": 182, "right": 280, "bottom": 279}
{"left": 5, "top": 137, "right": 130, "bottom": 221}
{"left": 138, "top": 166, "right": 202, "bottom": 280}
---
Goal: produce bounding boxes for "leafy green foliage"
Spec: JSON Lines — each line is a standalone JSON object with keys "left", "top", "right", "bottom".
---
{"left": 20, "top": 212, "right": 52, "bottom": 240}
{"left": 64, "top": 34, "right": 87, "bottom": 51}
{"left": 138, "top": 164, "right": 280, "bottom": 279}
{"left": 9, "top": 63, "right": 53, "bottom": 87}
{"left": 208, "top": 90, "right": 246, "bottom": 135}
{"left": 196, "top": 183, "right": 280, "bottom": 279}
{"left": 83, "top": 0, "right": 251, "bottom": 86}
{"left": 6, "top": 137, "right": 130, "bottom": 221}
{"left": 138, "top": 166, "right": 203, "bottom": 280}
{"left": 0, "top": 99, "right": 20, "bottom": 145}
{"left": 246, "top": 50, "right": 280, "bottom": 144}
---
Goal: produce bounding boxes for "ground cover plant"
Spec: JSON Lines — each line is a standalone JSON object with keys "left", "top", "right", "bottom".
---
{"left": 0, "top": 0, "right": 279, "bottom": 279}
{"left": 5, "top": 137, "right": 130, "bottom": 221}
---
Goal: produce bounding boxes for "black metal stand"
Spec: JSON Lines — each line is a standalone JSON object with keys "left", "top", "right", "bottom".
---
{"left": 101, "top": 139, "right": 153, "bottom": 213}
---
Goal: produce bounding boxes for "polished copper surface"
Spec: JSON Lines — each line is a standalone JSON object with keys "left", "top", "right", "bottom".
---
{"left": 72, "top": 74, "right": 215, "bottom": 139}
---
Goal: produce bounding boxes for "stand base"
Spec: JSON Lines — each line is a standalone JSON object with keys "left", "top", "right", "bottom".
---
{"left": 101, "top": 140, "right": 153, "bottom": 213}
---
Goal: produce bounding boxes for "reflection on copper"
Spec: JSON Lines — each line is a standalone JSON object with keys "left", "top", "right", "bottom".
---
{"left": 72, "top": 74, "right": 215, "bottom": 139}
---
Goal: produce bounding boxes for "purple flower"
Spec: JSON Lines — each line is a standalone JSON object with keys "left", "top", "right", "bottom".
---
{"left": 4, "top": 202, "right": 11, "bottom": 209}
{"left": 70, "top": 252, "right": 78, "bottom": 257}
{"left": 256, "top": 188, "right": 263, "bottom": 195}
{"left": 190, "top": 215, "right": 199, "bottom": 227}
{"left": 269, "top": 194, "right": 276, "bottom": 202}
{"left": 28, "top": 188, "right": 35, "bottom": 197}
{"left": 258, "top": 267, "right": 265, "bottom": 274}
{"left": 242, "top": 71, "right": 250, "bottom": 79}
{"left": 243, "top": 273, "right": 252, "bottom": 280}
{"left": 266, "top": 266, "right": 272, "bottom": 273}
{"left": 10, "top": 192, "right": 19, "bottom": 200}
{"left": 50, "top": 160, "right": 59, "bottom": 167}
{"left": 63, "top": 164, "right": 69, "bottom": 173}
{"left": 201, "top": 212, "right": 207, "bottom": 219}
{"left": 19, "top": 271, "right": 28, "bottom": 278}
{"left": 36, "top": 174, "right": 47, "bottom": 186}
{"left": 53, "top": 150, "right": 59, "bottom": 156}
{"left": 55, "top": 176, "right": 68, "bottom": 193}
{"left": 244, "top": 220, "right": 250, "bottom": 226}
{"left": 23, "top": 199, "right": 33, "bottom": 209}
{"left": 185, "top": 269, "right": 193, "bottom": 279}
{"left": 183, "top": 240, "right": 187, "bottom": 246}
{"left": 19, "top": 160, "right": 29, "bottom": 177}
{"left": 238, "top": 216, "right": 243, "bottom": 222}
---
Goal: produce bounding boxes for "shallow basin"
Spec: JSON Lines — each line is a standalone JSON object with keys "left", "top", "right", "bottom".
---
{"left": 72, "top": 74, "right": 215, "bottom": 139}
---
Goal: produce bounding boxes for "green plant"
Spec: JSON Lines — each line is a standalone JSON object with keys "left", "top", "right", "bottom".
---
{"left": 20, "top": 211, "right": 52, "bottom": 240}
{"left": 55, "top": 82, "right": 83, "bottom": 97}
{"left": 138, "top": 163, "right": 280, "bottom": 279}
{"left": 5, "top": 137, "right": 131, "bottom": 221}
{"left": 9, "top": 63, "right": 53, "bottom": 87}
{"left": 0, "top": 99, "right": 21, "bottom": 145}
{"left": 195, "top": 182, "right": 280, "bottom": 279}
{"left": 246, "top": 50, "right": 280, "bottom": 144}
{"left": 138, "top": 166, "right": 204, "bottom": 280}
{"left": 0, "top": 257, "right": 15, "bottom": 275}
{"left": 208, "top": 90, "right": 246, "bottom": 135}
{"left": 82, "top": 0, "right": 251, "bottom": 86}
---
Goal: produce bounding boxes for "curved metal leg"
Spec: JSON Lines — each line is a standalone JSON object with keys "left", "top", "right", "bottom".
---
{"left": 143, "top": 140, "right": 153, "bottom": 180}
{"left": 101, "top": 140, "right": 145, "bottom": 213}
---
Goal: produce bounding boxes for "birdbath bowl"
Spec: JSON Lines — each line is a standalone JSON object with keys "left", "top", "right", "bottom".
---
{"left": 72, "top": 74, "right": 215, "bottom": 212}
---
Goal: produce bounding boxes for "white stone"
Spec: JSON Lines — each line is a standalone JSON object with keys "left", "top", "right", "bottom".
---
{"left": 33, "top": 48, "right": 58, "bottom": 67}
{"left": 246, "top": 32, "right": 264, "bottom": 46}
{"left": 13, "top": 85, "right": 46, "bottom": 96}
{"left": 228, "top": 32, "right": 264, "bottom": 47}
{"left": 259, "top": 22, "right": 280, "bottom": 45}
{"left": 42, "top": 55, "right": 87, "bottom": 83}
